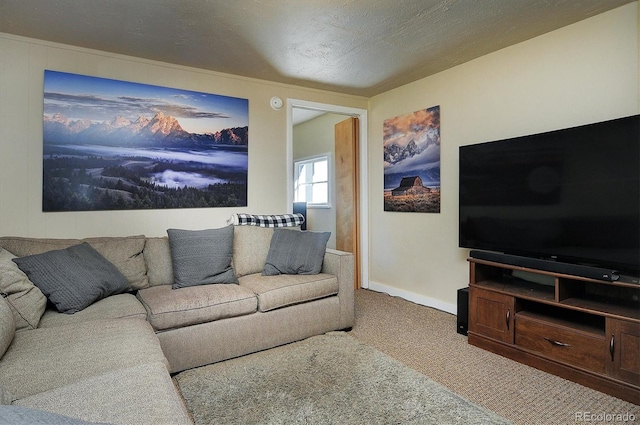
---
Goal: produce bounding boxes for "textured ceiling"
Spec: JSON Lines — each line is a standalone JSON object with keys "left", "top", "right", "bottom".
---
{"left": 0, "top": 0, "right": 633, "bottom": 97}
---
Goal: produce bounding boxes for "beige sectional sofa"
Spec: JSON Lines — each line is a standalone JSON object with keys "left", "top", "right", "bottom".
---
{"left": 0, "top": 225, "right": 355, "bottom": 424}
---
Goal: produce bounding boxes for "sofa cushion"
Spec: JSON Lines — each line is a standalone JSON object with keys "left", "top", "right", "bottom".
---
{"left": 0, "top": 319, "right": 167, "bottom": 400}
{"left": 0, "top": 297, "right": 14, "bottom": 360}
{"left": 137, "top": 284, "right": 257, "bottom": 331}
{"left": 0, "top": 236, "right": 149, "bottom": 290}
{"left": 0, "top": 236, "right": 79, "bottom": 257}
{"left": 82, "top": 236, "right": 149, "bottom": 289}
{"left": 239, "top": 273, "right": 339, "bottom": 312}
{"left": 263, "top": 229, "right": 331, "bottom": 275}
{"left": 143, "top": 237, "right": 174, "bottom": 286}
{"left": 0, "top": 385, "right": 15, "bottom": 405}
{"left": 0, "top": 248, "right": 47, "bottom": 330}
{"left": 0, "top": 406, "right": 104, "bottom": 424}
{"left": 232, "top": 226, "right": 274, "bottom": 277}
{"left": 12, "top": 243, "right": 130, "bottom": 314}
{"left": 15, "top": 362, "right": 192, "bottom": 425}
{"left": 38, "top": 293, "right": 146, "bottom": 328}
{"left": 168, "top": 226, "right": 238, "bottom": 288}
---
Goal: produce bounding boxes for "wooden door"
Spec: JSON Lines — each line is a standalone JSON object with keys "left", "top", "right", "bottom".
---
{"left": 469, "top": 286, "right": 515, "bottom": 344}
{"left": 335, "top": 117, "right": 360, "bottom": 289}
{"left": 606, "top": 318, "right": 640, "bottom": 386}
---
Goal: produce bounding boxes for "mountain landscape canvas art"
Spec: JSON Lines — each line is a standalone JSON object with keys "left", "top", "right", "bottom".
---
{"left": 42, "top": 70, "right": 248, "bottom": 211}
{"left": 383, "top": 105, "right": 440, "bottom": 213}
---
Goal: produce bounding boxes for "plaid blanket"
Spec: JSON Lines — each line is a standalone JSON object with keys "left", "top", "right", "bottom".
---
{"left": 228, "top": 213, "right": 305, "bottom": 228}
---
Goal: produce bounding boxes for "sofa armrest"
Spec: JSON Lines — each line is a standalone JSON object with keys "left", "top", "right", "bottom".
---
{"left": 322, "top": 249, "right": 355, "bottom": 330}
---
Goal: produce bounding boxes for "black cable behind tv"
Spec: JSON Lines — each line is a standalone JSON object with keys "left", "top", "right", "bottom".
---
{"left": 470, "top": 250, "right": 620, "bottom": 282}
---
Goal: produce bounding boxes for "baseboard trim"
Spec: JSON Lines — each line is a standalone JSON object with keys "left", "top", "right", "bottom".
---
{"left": 366, "top": 281, "right": 457, "bottom": 315}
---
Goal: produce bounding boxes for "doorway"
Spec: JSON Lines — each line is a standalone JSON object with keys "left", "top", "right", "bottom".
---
{"left": 287, "top": 99, "right": 368, "bottom": 289}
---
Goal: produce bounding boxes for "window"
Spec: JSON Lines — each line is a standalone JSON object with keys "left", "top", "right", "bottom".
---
{"left": 294, "top": 154, "right": 330, "bottom": 207}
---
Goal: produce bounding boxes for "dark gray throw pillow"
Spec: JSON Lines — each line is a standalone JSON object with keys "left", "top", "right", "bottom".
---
{"left": 167, "top": 225, "right": 238, "bottom": 289}
{"left": 11, "top": 243, "right": 130, "bottom": 314}
{"left": 263, "top": 229, "right": 330, "bottom": 276}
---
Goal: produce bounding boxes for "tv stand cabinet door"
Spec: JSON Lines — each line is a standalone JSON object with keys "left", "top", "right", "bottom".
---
{"left": 606, "top": 318, "right": 640, "bottom": 387}
{"left": 469, "top": 286, "right": 515, "bottom": 344}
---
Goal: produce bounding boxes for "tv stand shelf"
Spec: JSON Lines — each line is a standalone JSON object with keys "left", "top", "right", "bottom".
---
{"left": 467, "top": 258, "right": 640, "bottom": 404}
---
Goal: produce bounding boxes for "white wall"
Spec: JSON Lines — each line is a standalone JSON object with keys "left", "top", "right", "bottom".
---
{"left": 0, "top": 34, "right": 367, "bottom": 238}
{"left": 367, "top": 3, "right": 639, "bottom": 313}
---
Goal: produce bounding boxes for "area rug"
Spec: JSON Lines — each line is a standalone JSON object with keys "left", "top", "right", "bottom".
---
{"left": 175, "top": 332, "right": 512, "bottom": 424}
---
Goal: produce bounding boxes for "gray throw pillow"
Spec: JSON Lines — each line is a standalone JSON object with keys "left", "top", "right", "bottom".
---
{"left": 12, "top": 243, "right": 130, "bottom": 314}
{"left": 262, "top": 229, "right": 330, "bottom": 275}
{"left": 167, "top": 225, "right": 238, "bottom": 289}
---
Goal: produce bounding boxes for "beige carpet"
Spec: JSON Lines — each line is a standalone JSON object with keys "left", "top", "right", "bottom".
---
{"left": 175, "top": 332, "right": 511, "bottom": 425}
{"left": 349, "top": 289, "right": 639, "bottom": 425}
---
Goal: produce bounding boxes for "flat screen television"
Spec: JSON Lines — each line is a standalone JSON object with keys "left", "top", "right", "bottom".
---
{"left": 459, "top": 114, "right": 640, "bottom": 277}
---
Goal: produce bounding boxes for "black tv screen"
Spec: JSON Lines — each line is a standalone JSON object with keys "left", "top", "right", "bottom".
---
{"left": 459, "top": 114, "right": 640, "bottom": 276}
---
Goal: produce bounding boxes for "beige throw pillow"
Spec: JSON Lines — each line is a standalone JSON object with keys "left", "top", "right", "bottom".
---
{"left": 1, "top": 296, "right": 15, "bottom": 359}
{"left": 0, "top": 248, "right": 47, "bottom": 330}
{"left": 0, "top": 297, "right": 16, "bottom": 404}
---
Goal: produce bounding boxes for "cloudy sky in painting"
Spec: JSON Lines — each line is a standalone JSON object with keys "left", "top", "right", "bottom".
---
{"left": 383, "top": 106, "right": 440, "bottom": 149}
{"left": 43, "top": 70, "right": 248, "bottom": 134}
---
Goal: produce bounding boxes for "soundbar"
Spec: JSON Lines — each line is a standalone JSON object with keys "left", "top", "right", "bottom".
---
{"left": 469, "top": 250, "right": 620, "bottom": 282}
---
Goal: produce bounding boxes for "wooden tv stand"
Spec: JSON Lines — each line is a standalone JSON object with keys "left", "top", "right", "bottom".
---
{"left": 467, "top": 257, "right": 640, "bottom": 404}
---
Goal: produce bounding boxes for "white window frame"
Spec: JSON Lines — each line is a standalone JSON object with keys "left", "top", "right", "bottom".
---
{"left": 294, "top": 153, "right": 331, "bottom": 208}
